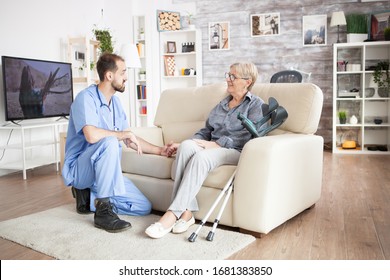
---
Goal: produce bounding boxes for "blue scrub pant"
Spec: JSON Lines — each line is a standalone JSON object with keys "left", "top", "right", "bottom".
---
{"left": 70, "top": 136, "right": 151, "bottom": 216}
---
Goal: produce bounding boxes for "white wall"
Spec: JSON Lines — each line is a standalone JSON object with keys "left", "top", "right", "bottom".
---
{"left": 0, "top": 0, "right": 196, "bottom": 177}
{"left": 0, "top": 0, "right": 134, "bottom": 176}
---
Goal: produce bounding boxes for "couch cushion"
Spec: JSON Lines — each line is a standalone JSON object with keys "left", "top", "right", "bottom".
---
{"left": 155, "top": 83, "right": 323, "bottom": 138}
{"left": 121, "top": 150, "right": 174, "bottom": 179}
{"left": 250, "top": 83, "right": 323, "bottom": 134}
{"left": 161, "top": 121, "right": 205, "bottom": 144}
{"left": 154, "top": 83, "right": 228, "bottom": 126}
{"left": 202, "top": 165, "right": 237, "bottom": 190}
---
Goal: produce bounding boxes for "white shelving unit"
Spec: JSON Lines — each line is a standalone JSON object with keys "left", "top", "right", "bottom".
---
{"left": 333, "top": 41, "right": 390, "bottom": 154}
{"left": 132, "top": 16, "right": 150, "bottom": 127}
{"left": 159, "top": 29, "right": 202, "bottom": 92}
{"left": 0, "top": 120, "right": 68, "bottom": 179}
{"left": 67, "top": 36, "right": 100, "bottom": 86}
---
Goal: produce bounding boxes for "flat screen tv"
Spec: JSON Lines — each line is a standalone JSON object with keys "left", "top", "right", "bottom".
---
{"left": 1, "top": 55, "right": 74, "bottom": 121}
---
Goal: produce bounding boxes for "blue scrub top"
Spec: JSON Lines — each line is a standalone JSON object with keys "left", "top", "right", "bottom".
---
{"left": 62, "top": 84, "right": 129, "bottom": 185}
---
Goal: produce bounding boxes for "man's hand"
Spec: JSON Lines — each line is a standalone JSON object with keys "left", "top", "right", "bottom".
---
{"left": 193, "top": 139, "right": 220, "bottom": 149}
{"left": 123, "top": 132, "right": 142, "bottom": 154}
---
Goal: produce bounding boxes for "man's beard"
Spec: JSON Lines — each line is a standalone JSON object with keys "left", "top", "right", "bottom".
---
{"left": 112, "top": 80, "right": 126, "bottom": 92}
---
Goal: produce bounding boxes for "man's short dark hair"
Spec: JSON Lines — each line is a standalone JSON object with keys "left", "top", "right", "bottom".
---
{"left": 96, "top": 52, "right": 125, "bottom": 81}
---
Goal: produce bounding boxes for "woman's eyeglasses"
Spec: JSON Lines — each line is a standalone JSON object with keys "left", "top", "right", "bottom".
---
{"left": 225, "top": 72, "right": 249, "bottom": 82}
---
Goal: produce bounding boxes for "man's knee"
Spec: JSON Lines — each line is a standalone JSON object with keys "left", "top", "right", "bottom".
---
{"left": 139, "top": 199, "right": 152, "bottom": 215}
{"left": 101, "top": 136, "right": 119, "bottom": 148}
{"left": 97, "top": 136, "right": 120, "bottom": 155}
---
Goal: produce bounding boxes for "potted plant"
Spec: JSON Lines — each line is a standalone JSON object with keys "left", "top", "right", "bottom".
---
{"left": 338, "top": 111, "right": 347, "bottom": 124}
{"left": 138, "top": 28, "right": 145, "bottom": 40}
{"left": 78, "top": 63, "right": 86, "bottom": 77}
{"left": 92, "top": 26, "right": 114, "bottom": 54}
{"left": 184, "top": 12, "right": 195, "bottom": 29}
{"left": 90, "top": 61, "right": 96, "bottom": 78}
{"left": 384, "top": 27, "right": 390, "bottom": 41}
{"left": 346, "top": 14, "right": 368, "bottom": 43}
{"left": 139, "top": 70, "right": 146, "bottom": 80}
{"left": 373, "top": 61, "right": 390, "bottom": 97}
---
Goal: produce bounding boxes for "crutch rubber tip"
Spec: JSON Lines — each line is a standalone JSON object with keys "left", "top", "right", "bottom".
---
{"left": 188, "top": 232, "right": 197, "bottom": 242}
{"left": 206, "top": 231, "right": 215, "bottom": 241}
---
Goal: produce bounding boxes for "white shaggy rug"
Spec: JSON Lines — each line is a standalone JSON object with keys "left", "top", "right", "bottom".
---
{"left": 0, "top": 204, "right": 255, "bottom": 260}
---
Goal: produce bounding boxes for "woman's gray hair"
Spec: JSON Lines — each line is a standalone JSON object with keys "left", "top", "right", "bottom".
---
{"left": 230, "top": 62, "right": 258, "bottom": 91}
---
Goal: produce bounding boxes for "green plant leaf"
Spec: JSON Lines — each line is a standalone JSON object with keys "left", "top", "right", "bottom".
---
{"left": 346, "top": 14, "right": 368, "bottom": 34}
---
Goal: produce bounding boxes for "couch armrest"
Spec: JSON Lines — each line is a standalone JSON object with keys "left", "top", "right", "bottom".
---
{"left": 127, "top": 126, "right": 165, "bottom": 147}
{"left": 233, "top": 133, "right": 324, "bottom": 234}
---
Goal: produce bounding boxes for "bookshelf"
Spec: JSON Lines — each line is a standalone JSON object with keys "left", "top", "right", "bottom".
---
{"left": 67, "top": 36, "right": 99, "bottom": 85}
{"left": 332, "top": 41, "right": 390, "bottom": 154}
{"left": 159, "top": 29, "right": 202, "bottom": 93}
{"left": 133, "top": 16, "right": 151, "bottom": 127}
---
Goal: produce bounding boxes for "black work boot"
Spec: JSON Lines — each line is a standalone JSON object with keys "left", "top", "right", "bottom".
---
{"left": 71, "top": 187, "right": 92, "bottom": 214}
{"left": 94, "top": 198, "right": 131, "bottom": 233}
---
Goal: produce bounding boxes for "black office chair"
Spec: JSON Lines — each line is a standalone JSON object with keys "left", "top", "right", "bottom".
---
{"left": 270, "top": 70, "right": 303, "bottom": 83}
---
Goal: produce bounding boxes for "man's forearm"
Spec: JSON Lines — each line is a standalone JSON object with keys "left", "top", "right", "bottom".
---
{"left": 83, "top": 125, "right": 137, "bottom": 144}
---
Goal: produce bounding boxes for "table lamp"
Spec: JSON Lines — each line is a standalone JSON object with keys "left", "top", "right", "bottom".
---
{"left": 330, "top": 11, "right": 347, "bottom": 43}
{"left": 120, "top": 43, "right": 142, "bottom": 126}
{"left": 120, "top": 43, "right": 141, "bottom": 69}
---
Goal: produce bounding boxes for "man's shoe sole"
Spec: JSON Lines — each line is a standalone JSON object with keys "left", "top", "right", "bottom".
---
{"left": 94, "top": 223, "right": 132, "bottom": 233}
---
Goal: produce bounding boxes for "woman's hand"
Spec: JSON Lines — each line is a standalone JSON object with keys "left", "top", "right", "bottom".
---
{"left": 162, "top": 141, "right": 179, "bottom": 157}
{"left": 193, "top": 139, "right": 220, "bottom": 149}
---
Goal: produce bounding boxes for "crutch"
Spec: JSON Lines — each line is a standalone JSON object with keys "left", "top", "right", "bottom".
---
{"left": 237, "top": 97, "right": 279, "bottom": 137}
{"left": 188, "top": 98, "right": 288, "bottom": 242}
{"left": 258, "top": 106, "right": 288, "bottom": 137}
{"left": 188, "top": 170, "right": 236, "bottom": 242}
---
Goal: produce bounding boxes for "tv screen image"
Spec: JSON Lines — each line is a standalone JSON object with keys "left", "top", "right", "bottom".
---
{"left": 1, "top": 56, "right": 74, "bottom": 121}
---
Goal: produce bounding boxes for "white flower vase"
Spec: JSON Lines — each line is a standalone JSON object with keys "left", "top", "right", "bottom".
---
{"left": 350, "top": 115, "right": 358, "bottom": 125}
{"left": 347, "top": 33, "right": 368, "bottom": 43}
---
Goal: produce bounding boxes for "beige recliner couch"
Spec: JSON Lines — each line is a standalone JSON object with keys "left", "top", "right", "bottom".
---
{"left": 121, "top": 82, "right": 324, "bottom": 235}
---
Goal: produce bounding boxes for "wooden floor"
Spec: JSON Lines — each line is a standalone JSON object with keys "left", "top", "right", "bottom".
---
{"left": 0, "top": 151, "right": 389, "bottom": 260}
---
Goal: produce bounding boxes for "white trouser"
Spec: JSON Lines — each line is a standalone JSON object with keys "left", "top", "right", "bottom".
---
{"left": 169, "top": 139, "right": 240, "bottom": 218}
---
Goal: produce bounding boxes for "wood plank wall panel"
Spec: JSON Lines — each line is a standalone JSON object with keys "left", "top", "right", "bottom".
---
{"left": 174, "top": 0, "right": 390, "bottom": 144}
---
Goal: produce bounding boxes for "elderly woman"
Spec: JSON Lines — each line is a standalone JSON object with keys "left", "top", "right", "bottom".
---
{"left": 145, "top": 62, "right": 265, "bottom": 238}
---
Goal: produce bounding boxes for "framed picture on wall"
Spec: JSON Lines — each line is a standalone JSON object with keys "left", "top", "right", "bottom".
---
{"left": 369, "top": 10, "right": 390, "bottom": 41}
{"left": 209, "top": 22, "right": 230, "bottom": 50}
{"left": 303, "top": 14, "right": 327, "bottom": 46}
{"left": 157, "top": 10, "right": 181, "bottom": 31}
{"left": 251, "top": 13, "right": 280, "bottom": 37}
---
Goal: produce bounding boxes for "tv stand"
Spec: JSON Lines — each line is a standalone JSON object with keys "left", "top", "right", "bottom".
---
{"left": 55, "top": 116, "right": 69, "bottom": 121}
{"left": 10, "top": 120, "right": 22, "bottom": 126}
{"left": 0, "top": 119, "right": 68, "bottom": 179}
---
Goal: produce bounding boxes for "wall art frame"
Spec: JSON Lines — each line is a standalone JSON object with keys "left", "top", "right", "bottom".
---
{"left": 302, "top": 14, "right": 327, "bottom": 46}
{"left": 251, "top": 13, "right": 280, "bottom": 37}
{"left": 369, "top": 10, "right": 390, "bottom": 41}
{"left": 157, "top": 10, "right": 181, "bottom": 32}
{"left": 209, "top": 22, "right": 230, "bottom": 51}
